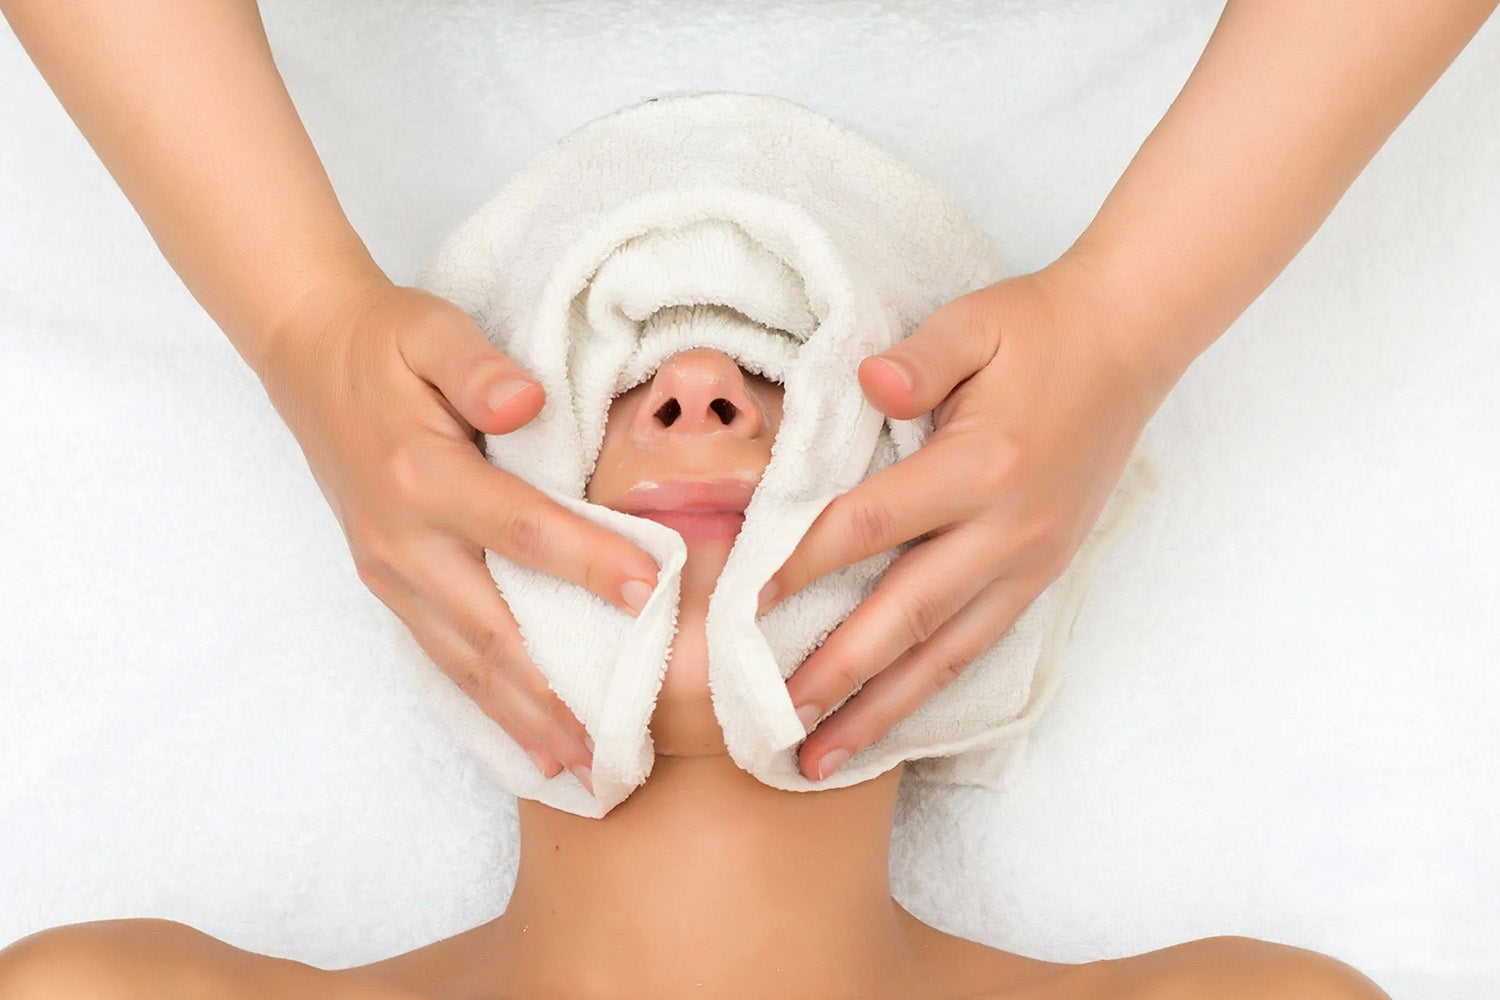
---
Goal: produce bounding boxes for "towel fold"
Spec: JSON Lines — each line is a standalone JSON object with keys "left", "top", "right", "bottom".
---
{"left": 406, "top": 90, "right": 1160, "bottom": 817}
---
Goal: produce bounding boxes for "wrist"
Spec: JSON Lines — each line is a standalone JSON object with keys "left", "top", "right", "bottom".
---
{"left": 1038, "top": 241, "right": 1196, "bottom": 403}
{"left": 255, "top": 252, "right": 394, "bottom": 383}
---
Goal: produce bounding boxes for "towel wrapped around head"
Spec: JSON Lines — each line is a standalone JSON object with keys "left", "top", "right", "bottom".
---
{"left": 404, "top": 90, "right": 1160, "bottom": 818}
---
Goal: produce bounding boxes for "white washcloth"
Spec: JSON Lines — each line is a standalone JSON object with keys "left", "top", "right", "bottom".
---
{"left": 407, "top": 91, "right": 1160, "bottom": 817}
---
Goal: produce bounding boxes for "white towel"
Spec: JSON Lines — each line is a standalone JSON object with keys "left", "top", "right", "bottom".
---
{"left": 406, "top": 90, "right": 1160, "bottom": 817}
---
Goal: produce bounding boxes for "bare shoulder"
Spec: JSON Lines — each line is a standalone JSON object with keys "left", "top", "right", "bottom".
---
{"left": 1092, "top": 935, "right": 1392, "bottom": 1000}
{"left": 964, "top": 935, "right": 1389, "bottom": 1000}
{"left": 0, "top": 918, "right": 427, "bottom": 1000}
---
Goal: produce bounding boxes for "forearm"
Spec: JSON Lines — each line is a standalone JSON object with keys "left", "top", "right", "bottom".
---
{"left": 1060, "top": 0, "right": 1497, "bottom": 392}
{"left": 1, "top": 0, "right": 388, "bottom": 378}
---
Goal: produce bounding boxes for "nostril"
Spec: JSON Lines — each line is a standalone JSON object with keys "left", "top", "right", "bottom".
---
{"left": 654, "top": 398, "right": 682, "bottom": 426}
{"left": 651, "top": 395, "right": 742, "bottom": 427}
{"left": 709, "top": 398, "right": 738, "bottom": 424}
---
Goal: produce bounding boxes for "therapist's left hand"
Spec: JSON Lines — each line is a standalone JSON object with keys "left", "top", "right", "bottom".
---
{"left": 763, "top": 254, "right": 1176, "bottom": 780}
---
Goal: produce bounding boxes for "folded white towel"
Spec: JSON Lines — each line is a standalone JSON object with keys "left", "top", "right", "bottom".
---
{"left": 406, "top": 90, "right": 1160, "bottom": 817}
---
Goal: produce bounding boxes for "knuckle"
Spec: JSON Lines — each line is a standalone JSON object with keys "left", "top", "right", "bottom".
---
{"left": 344, "top": 509, "right": 382, "bottom": 557}
{"left": 496, "top": 502, "right": 547, "bottom": 565}
{"left": 445, "top": 655, "right": 490, "bottom": 701}
{"left": 354, "top": 557, "right": 389, "bottom": 595}
{"left": 500, "top": 690, "right": 574, "bottom": 761}
{"left": 346, "top": 503, "right": 393, "bottom": 549}
{"left": 974, "top": 456, "right": 1008, "bottom": 499}
{"left": 497, "top": 716, "right": 544, "bottom": 759}
{"left": 1028, "top": 519, "right": 1073, "bottom": 577}
{"left": 348, "top": 524, "right": 398, "bottom": 591}
{"left": 831, "top": 659, "right": 865, "bottom": 697}
{"left": 896, "top": 591, "right": 946, "bottom": 646}
{"left": 847, "top": 496, "right": 899, "bottom": 555}
{"left": 976, "top": 441, "right": 1018, "bottom": 496}
{"left": 960, "top": 289, "right": 1003, "bottom": 342}
{"left": 464, "top": 618, "right": 519, "bottom": 674}
{"left": 926, "top": 648, "right": 971, "bottom": 695}
{"left": 1019, "top": 513, "right": 1063, "bottom": 558}
{"left": 379, "top": 443, "right": 425, "bottom": 505}
{"left": 859, "top": 715, "right": 891, "bottom": 747}
{"left": 1040, "top": 542, "right": 1074, "bottom": 582}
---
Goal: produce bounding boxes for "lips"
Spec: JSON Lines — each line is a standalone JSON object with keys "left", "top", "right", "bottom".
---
{"left": 615, "top": 479, "right": 756, "bottom": 542}
{"left": 615, "top": 478, "right": 756, "bottom": 515}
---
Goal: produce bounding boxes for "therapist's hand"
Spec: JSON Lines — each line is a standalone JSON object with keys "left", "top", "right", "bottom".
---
{"left": 763, "top": 256, "right": 1176, "bottom": 781}
{"left": 259, "top": 280, "right": 663, "bottom": 792}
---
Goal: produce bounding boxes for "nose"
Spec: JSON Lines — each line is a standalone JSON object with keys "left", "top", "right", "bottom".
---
{"left": 629, "top": 348, "right": 768, "bottom": 444}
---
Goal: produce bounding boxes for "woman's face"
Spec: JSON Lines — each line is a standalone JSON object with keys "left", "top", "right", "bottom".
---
{"left": 586, "top": 347, "right": 785, "bottom": 756}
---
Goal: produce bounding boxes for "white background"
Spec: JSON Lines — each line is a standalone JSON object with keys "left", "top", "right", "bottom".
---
{"left": 2, "top": 3, "right": 1496, "bottom": 997}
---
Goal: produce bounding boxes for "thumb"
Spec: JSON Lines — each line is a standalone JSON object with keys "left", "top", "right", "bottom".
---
{"left": 858, "top": 290, "right": 1002, "bottom": 421}
{"left": 399, "top": 305, "right": 544, "bottom": 435}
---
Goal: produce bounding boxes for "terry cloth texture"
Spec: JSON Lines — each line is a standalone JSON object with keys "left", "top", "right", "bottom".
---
{"left": 409, "top": 91, "right": 1160, "bottom": 817}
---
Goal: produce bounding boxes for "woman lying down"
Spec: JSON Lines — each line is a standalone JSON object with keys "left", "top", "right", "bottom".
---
{"left": 0, "top": 347, "right": 1391, "bottom": 1000}
{"left": 0, "top": 93, "right": 1390, "bottom": 1000}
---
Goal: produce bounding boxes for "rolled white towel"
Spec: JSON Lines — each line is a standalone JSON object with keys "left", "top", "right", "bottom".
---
{"left": 404, "top": 90, "right": 1160, "bottom": 817}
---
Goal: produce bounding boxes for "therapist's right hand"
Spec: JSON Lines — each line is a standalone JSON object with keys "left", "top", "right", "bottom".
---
{"left": 258, "top": 279, "right": 661, "bottom": 791}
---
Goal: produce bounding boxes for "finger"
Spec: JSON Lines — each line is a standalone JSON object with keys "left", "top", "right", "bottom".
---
{"left": 758, "top": 435, "right": 986, "bottom": 615}
{"left": 422, "top": 536, "right": 597, "bottom": 762}
{"left": 859, "top": 289, "right": 1002, "bottom": 421}
{"left": 408, "top": 535, "right": 597, "bottom": 790}
{"left": 370, "top": 562, "right": 567, "bottom": 780}
{"left": 395, "top": 301, "right": 548, "bottom": 436}
{"left": 440, "top": 443, "right": 661, "bottom": 617}
{"left": 797, "top": 573, "right": 1039, "bottom": 780}
{"left": 783, "top": 522, "right": 1002, "bottom": 733}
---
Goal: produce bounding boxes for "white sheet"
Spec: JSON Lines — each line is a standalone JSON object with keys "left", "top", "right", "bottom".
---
{"left": 2, "top": 2, "right": 1495, "bottom": 995}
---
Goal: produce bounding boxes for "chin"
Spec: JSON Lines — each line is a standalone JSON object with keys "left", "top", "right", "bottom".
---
{"left": 648, "top": 691, "right": 730, "bottom": 758}
{"left": 647, "top": 597, "right": 730, "bottom": 757}
{"left": 681, "top": 534, "right": 737, "bottom": 567}
{"left": 642, "top": 532, "right": 745, "bottom": 756}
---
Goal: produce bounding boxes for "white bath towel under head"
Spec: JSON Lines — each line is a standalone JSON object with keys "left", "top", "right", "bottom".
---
{"left": 406, "top": 90, "right": 1160, "bottom": 818}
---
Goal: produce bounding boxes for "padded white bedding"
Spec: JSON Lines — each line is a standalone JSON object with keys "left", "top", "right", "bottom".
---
{"left": 2, "top": 3, "right": 1495, "bottom": 995}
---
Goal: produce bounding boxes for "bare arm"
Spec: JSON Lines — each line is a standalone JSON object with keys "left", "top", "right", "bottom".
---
{"left": 1065, "top": 0, "right": 1499, "bottom": 392}
{"left": 0, "top": 0, "right": 656, "bottom": 785}
{"left": 0, "top": 0, "right": 382, "bottom": 377}
{"left": 767, "top": 0, "right": 1497, "bottom": 776}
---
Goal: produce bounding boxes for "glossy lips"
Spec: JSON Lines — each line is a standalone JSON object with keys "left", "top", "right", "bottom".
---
{"left": 615, "top": 479, "right": 756, "bottom": 542}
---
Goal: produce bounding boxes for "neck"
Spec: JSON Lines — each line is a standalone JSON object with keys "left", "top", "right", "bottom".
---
{"left": 480, "top": 754, "right": 935, "bottom": 1000}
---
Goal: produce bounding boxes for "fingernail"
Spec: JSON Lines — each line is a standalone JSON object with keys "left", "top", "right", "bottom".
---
{"left": 757, "top": 579, "right": 780, "bottom": 614}
{"left": 815, "top": 748, "right": 851, "bottom": 780}
{"left": 876, "top": 356, "right": 914, "bottom": 391}
{"left": 794, "top": 702, "right": 821, "bottom": 733}
{"left": 487, "top": 378, "right": 536, "bottom": 412}
{"left": 621, "top": 578, "right": 654, "bottom": 616}
{"left": 571, "top": 764, "right": 594, "bottom": 795}
{"left": 526, "top": 749, "right": 552, "bottom": 777}
{"left": 582, "top": 732, "right": 595, "bottom": 754}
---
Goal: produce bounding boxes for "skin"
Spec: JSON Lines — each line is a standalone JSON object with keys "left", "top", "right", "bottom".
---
{"left": 0, "top": 2, "right": 1488, "bottom": 990}
{"left": 766, "top": 0, "right": 1500, "bottom": 781}
{"left": 3, "top": 0, "right": 1494, "bottom": 786}
{"left": 0, "top": 349, "right": 1392, "bottom": 1000}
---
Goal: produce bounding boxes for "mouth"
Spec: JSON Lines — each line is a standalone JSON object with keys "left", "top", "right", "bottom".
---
{"left": 615, "top": 478, "right": 756, "bottom": 542}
